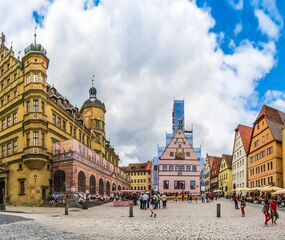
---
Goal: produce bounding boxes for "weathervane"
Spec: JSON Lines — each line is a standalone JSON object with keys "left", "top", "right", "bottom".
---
{"left": 92, "top": 74, "right": 95, "bottom": 87}
{"left": 34, "top": 26, "right": 38, "bottom": 44}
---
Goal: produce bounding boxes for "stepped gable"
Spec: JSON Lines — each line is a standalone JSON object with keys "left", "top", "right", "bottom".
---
{"left": 235, "top": 124, "right": 253, "bottom": 154}
{"left": 255, "top": 105, "right": 285, "bottom": 142}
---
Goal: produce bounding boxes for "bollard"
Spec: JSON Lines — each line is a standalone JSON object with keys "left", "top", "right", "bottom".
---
{"left": 217, "top": 203, "right": 221, "bottom": 217}
{"left": 65, "top": 203, "right": 68, "bottom": 215}
{"left": 129, "top": 204, "right": 134, "bottom": 217}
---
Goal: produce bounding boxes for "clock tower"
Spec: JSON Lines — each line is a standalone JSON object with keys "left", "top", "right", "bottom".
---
{"left": 80, "top": 81, "right": 106, "bottom": 155}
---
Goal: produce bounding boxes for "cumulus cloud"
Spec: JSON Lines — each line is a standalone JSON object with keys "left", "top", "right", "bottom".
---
{"left": 254, "top": 9, "right": 280, "bottom": 40}
{"left": 1, "top": 0, "right": 279, "bottom": 165}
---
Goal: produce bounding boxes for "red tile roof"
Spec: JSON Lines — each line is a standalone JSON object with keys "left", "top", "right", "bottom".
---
{"left": 255, "top": 105, "right": 285, "bottom": 142}
{"left": 124, "top": 161, "right": 152, "bottom": 172}
{"left": 235, "top": 124, "right": 253, "bottom": 154}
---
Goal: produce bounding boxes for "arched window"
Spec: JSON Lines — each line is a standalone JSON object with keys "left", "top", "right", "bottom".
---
{"left": 89, "top": 175, "right": 96, "bottom": 194}
{"left": 78, "top": 171, "right": 86, "bottom": 193}
{"left": 112, "top": 183, "right": 116, "bottom": 191}
{"left": 54, "top": 170, "right": 66, "bottom": 192}
{"left": 99, "top": 178, "right": 104, "bottom": 195}
{"left": 106, "top": 181, "right": 110, "bottom": 196}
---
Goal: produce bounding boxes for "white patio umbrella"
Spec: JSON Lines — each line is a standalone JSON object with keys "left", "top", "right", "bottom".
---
{"left": 271, "top": 189, "right": 285, "bottom": 195}
{"left": 261, "top": 186, "right": 281, "bottom": 192}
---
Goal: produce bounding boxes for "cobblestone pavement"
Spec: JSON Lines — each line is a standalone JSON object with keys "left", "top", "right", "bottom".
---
{"left": 0, "top": 214, "right": 32, "bottom": 225}
{"left": 2, "top": 199, "right": 285, "bottom": 239}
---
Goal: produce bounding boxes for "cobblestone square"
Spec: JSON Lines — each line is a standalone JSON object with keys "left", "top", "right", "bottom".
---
{"left": 1, "top": 199, "right": 285, "bottom": 239}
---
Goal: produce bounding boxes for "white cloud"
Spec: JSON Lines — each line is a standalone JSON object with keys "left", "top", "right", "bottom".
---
{"left": 234, "top": 22, "right": 243, "bottom": 35}
{"left": 1, "top": 0, "right": 278, "bottom": 164}
{"left": 254, "top": 9, "right": 280, "bottom": 39}
{"left": 227, "top": 0, "right": 244, "bottom": 10}
{"left": 251, "top": 0, "right": 283, "bottom": 24}
{"left": 264, "top": 90, "right": 285, "bottom": 111}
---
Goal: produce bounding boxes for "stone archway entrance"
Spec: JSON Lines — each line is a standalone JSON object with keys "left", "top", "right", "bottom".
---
{"left": 0, "top": 180, "right": 4, "bottom": 204}
{"left": 112, "top": 183, "right": 116, "bottom": 191}
{"left": 53, "top": 170, "right": 66, "bottom": 192}
{"left": 118, "top": 185, "right": 121, "bottom": 190}
{"left": 99, "top": 178, "right": 104, "bottom": 195}
{"left": 78, "top": 171, "right": 86, "bottom": 193}
{"left": 89, "top": 175, "right": 96, "bottom": 194}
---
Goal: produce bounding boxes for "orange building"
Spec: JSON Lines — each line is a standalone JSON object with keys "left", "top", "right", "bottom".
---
{"left": 248, "top": 105, "right": 285, "bottom": 188}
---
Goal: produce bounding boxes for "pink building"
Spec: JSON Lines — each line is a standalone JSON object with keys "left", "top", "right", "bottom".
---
{"left": 158, "top": 123, "right": 200, "bottom": 193}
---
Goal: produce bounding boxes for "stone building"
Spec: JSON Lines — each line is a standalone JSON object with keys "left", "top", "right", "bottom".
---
{"left": 218, "top": 154, "right": 233, "bottom": 196}
{"left": 232, "top": 124, "right": 252, "bottom": 190}
{"left": 121, "top": 161, "right": 152, "bottom": 191}
{"left": 0, "top": 33, "right": 125, "bottom": 205}
{"left": 53, "top": 140, "right": 130, "bottom": 195}
{"left": 248, "top": 105, "right": 285, "bottom": 188}
{"left": 158, "top": 121, "right": 200, "bottom": 193}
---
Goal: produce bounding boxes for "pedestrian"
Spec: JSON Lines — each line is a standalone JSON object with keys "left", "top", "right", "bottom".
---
{"left": 142, "top": 192, "right": 149, "bottom": 210}
{"left": 269, "top": 197, "right": 279, "bottom": 224}
{"left": 262, "top": 198, "right": 271, "bottom": 226}
{"left": 149, "top": 191, "right": 157, "bottom": 218}
{"left": 234, "top": 194, "right": 239, "bottom": 209}
{"left": 139, "top": 193, "right": 143, "bottom": 209}
{"left": 240, "top": 196, "right": 246, "bottom": 217}
{"left": 161, "top": 193, "right": 167, "bottom": 208}
{"left": 156, "top": 192, "right": 161, "bottom": 209}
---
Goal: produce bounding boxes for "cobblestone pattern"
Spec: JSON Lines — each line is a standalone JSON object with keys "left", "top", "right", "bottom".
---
{"left": 0, "top": 214, "right": 32, "bottom": 225}
{"left": 1, "top": 199, "right": 285, "bottom": 239}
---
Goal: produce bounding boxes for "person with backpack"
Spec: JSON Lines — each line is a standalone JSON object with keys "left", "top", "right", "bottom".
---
{"left": 262, "top": 198, "right": 271, "bottom": 226}
{"left": 240, "top": 196, "right": 246, "bottom": 217}
{"left": 149, "top": 191, "right": 157, "bottom": 218}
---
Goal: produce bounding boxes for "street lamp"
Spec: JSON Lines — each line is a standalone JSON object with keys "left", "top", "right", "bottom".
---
{"left": 34, "top": 175, "right": 38, "bottom": 185}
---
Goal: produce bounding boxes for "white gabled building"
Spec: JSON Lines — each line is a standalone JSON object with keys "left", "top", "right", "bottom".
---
{"left": 232, "top": 124, "right": 252, "bottom": 189}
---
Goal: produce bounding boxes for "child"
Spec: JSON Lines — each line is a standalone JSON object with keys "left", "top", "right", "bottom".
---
{"left": 262, "top": 199, "right": 271, "bottom": 226}
{"left": 240, "top": 196, "right": 246, "bottom": 217}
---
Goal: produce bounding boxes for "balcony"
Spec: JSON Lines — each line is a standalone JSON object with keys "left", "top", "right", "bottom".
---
{"left": 22, "top": 147, "right": 48, "bottom": 170}
{"left": 23, "top": 112, "right": 47, "bottom": 123}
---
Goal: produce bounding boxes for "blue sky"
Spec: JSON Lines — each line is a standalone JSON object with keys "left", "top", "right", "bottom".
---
{"left": 197, "top": 0, "right": 285, "bottom": 108}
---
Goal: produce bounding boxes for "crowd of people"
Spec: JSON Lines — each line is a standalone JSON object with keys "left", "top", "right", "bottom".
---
{"left": 137, "top": 191, "right": 168, "bottom": 217}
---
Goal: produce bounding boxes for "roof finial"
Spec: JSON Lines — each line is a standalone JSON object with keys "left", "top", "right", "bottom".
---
{"left": 92, "top": 74, "right": 95, "bottom": 87}
{"left": 10, "top": 41, "right": 13, "bottom": 51}
{"left": 18, "top": 51, "right": 21, "bottom": 60}
{"left": 34, "top": 26, "right": 38, "bottom": 44}
{"left": 0, "top": 32, "right": 6, "bottom": 46}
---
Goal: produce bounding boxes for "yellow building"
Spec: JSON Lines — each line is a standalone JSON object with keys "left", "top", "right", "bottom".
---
{"left": 122, "top": 161, "right": 152, "bottom": 191}
{"left": 0, "top": 33, "right": 120, "bottom": 205}
{"left": 218, "top": 154, "right": 232, "bottom": 196}
{"left": 248, "top": 105, "right": 284, "bottom": 188}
